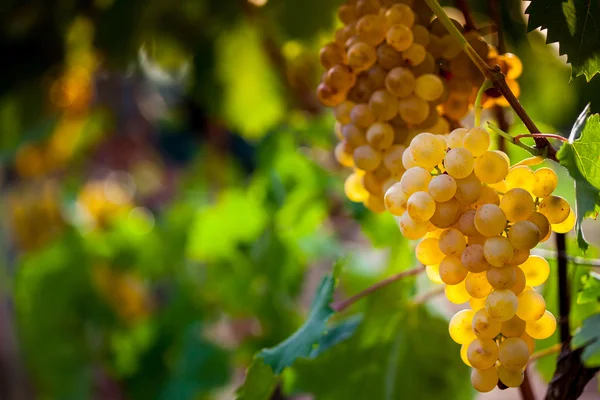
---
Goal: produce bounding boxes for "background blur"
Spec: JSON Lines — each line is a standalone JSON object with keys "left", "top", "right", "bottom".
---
{"left": 0, "top": 0, "right": 599, "bottom": 399}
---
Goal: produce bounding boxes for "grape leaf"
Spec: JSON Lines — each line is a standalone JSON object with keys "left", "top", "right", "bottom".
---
{"left": 557, "top": 109, "right": 600, "bottom": 251}
{"left": 572, "top": 313, "right": 600, "bottom": 367}
{"left": 578, "top": 271, "right": 600, "bottom": 304}
{"left": 526, "top": 0, "right": 600, "bottom": 81}
{"left": 236, "top": 359, "right": 278, "bottom": 400}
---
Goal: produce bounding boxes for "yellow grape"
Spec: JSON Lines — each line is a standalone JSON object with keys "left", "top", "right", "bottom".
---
{"left": 345, "top": 172, "right": 369, "bottom": 202}
{"left": 407, "top": 191, "right": 436, "bottom": 222}
{"left": 383, "top": 145, "right": 406, "bottom": 174}
{"left": 384, "top": 182, "right": 408, "bottom": 216}
{"left": 428, "top": 174, "right": 457, "bottom": 202}
{"left": 525, "top": 310, "right": 556, "bottom": 339}
{"left": 474, "top": 151, "right": 509, "bottom": 184}
{"left": 485, "top": 289, "right": 518, "bottom": 321}
{"left": 517, "top": 289, "right": 546, "bottom": 321}
{"left": 510, "top": 267, "right": 526, "bottom": 295}
{"left": 335, "top": 141, "right": 355, "bottom": 167}
{"left": 472, "top": 186, "right": 500, "bottom": 210}
{"left": 401, "top": 145, "right": 418, "bottom": 169}
{"left": 317, "top": 83, "right": 345, "bottom": 107}
{"left": 369, "top": 90, "right": 399, "bottom": 121}
{"left": 439, "top": 255, "right": 468, "bottom": 284}
{"left": 470, "top": 296, "right": 486, "bottom": 311}
{"left": 503, "top": 53, "right": 523, "bottom": 79}
{"left": 355, "top": 0, "right": 380, "bottom": 17}
{"left": 445, "top": 280, "right": 471, "bottom": 304}
{"left": 471, "top": 367, "right": 498, "bottom": 393}
{"left": 462, "top": 127, "right": 490, "bottom": 157}
{"left": 438, "top": 228, "right": 466, "bottom": 256}
{"left": 399, "top": 212, "right": 429, "bottom": 240}
{"left": 519, "top": 255, "right": 550, "bottom": 287}
{"left": 326, "top": 64, "right": 356, "bottom": 92}
{"left": 520, "top": 333, "right": 536, "bottom": 354}
{"left": 483, "top": 236, "right": 514, "bottom": 267}
{"left": 501, "top": 315, "right": 526, "bottom": 337}
{"left": 386, "top": 24, "right": 414, "bottom": 51}
{"left": 343, "top": 124, "right": 367, "bottom": 148}
{"left": 400, "top": 166, "right": 431, "bottom": 194}
{"left": 474, "top": 204, "right": 507, "bottom": 237}
{"left": 454, "top": 173, "right": 482, "bottom": 205}
{"left": 466, "top": 272, "right": 493, "bottom": 298}
{"left": 532, "top": 167, "right": 558, "bottom": 198}
{"left": 402, "top": 43, "right": 426, "bottom": 66}
{"left": 347, "top": 42, "right": 377, "bottom": 72}
{"left": 429, "top": 198, "right": 461, "bottom": 229}
{"left": 362, "top": 171, "right": 384, "bottom": 196}
{"left": 449, "top": 309, "right": 477, "bottom": 344}
{"left": 353, "top": 145, "right": 381, "bottom": 171}
{"left": 444, "top": 148, "right": 474, "bottom": 179}
{"left": 498, "top": 337, "right": 530, "bottom": 371}
{"left": 487, "top": 266, "right": 516, "bottom": 290}
{"left": 527, "top": 211, "right": 550, "bottom": 241}
{"left": 472, "top": 308, "right": 501, "bottom": 339}
{"left": 319, "top": 42, "right": 346, "bottom": 70}
{"left": 505, "top": 166, "right": 536, "bottom": 192}
{"left": 385, "top": 67, "right": 416, "bottom": 98}
{"left": 364, "top": 193, "right": 386, "bottom": 213}
{"left": 356, "top": 14, "right": 387, "bottom": 46}
{"left": 441, "top": 34, "right": 462, "bottom": 59}
{"left": 377, "top": 43, "right": 404, "bottom": 70}
{"left": 366, "top": 122, "right": 395, "bottom": 150}
{"left": 350, "top": 104, "right": 376, "bottom": 129}
{"left": 467, "top": 338, "right": 499, "bottom": 370}
{"left": 426, "top": 264, "right": 443, "bottom": 284}
{"left": 551, "top": 208, "right": 576, "bottom": 233}
{"left": 447, "top": 128, "right": 467, "bottom": 148}
{"left": 411, "top": 24, "right": 430, "bottom": 46}
{"left": 461, "top": 244, "right": 491, "bottom": 273}
{"left": 334, "top": 101, "right": 355, "bottom": 124}
{"left": 337, "top": 4, "right": 357, "bottom": 24}
{"left": 497, "top": 364, "right": 524, "bottom": 388}
{"left": 398, "top": 95, "right": 430, "bottom": 125}
{"left": 410, "top": 132, "right": 445, "bottom": 169}
{"left": 508, "top": 221, "right": 540, "bottom": 251}
{"left": 539, "top": 195, "right": 571, "bottom": 224}
{"left": 461, "top": 343, "right": 472, "bottom": 366}
{"left": 499, "top": 188, "right": 534, "bottom": 222}
{"left": 509, "top": 249, "right": 530, "bottom": 267}
{"left": 457, "top": 209, "right": 479, "bottom": 237}
{"left": 385, "top": 3, "right": 415, "bottom": 27}
{"left": 414, "top": 74, "right": 445, "bottom": 101}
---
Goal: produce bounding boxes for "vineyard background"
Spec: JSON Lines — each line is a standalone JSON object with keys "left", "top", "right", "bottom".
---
{"left": 0, "top": 0, "right": 599, "bottom": 399}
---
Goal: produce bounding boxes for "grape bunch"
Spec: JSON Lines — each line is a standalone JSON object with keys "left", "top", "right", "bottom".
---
{"left": 383, "top": 128, "right": 575, "bottom": 391}
{"left": 317, "top": 0, "right": 522, "bottom": 212}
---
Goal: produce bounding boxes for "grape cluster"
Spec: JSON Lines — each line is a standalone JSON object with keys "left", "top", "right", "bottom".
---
{"left": 384, "top": 128, "right": 575, "bottom": 391}
{"left": 318, "top": 0, "right": 522, "bottom": 212}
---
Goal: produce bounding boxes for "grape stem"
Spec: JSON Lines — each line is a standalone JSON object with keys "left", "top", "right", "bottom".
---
{"left": 514, "top": 134, "right": 569, "bottom": 143}
{"left": 487, "top": 123, "right": 541, "bottom": 156}
{"left": 454, "top": 0, "right": 476, "bottom": 31}
{"left": 529, "top": 343, "right": 563, "bottom": 363}
{"left": 409, "top": 286, "right": 444, "bottom": 306}
{"left": 330, "top": 265, "right": 425, "bottom": 312}
{"left": 474, "top": 80, "right": 493, "bottom": 128}
{"left": 423, "top": 0, "right": 558, "bottom": 161}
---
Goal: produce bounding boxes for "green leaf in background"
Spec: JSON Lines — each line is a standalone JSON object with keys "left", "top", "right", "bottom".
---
{"left": 526, "top": 0, "right": 600, "bottom": 81}
{"left": 557, "top": 110, "right": 600, "bottom": 251}
{"left": 215, "top": 22, "right": 285, "bottom": 140}
{"left": 578, "top": 271, "right": 600, "bottom": 304}
{"left": 288, "top": 306, "right": 472, "bottom": 400}
{"left": 235, "top": 359, "right": 278, "bottom": 400}
{"left": 572, "top": 313, "right": 600, "bottom": 367}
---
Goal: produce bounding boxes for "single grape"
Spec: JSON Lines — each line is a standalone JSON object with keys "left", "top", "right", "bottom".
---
{"left": 467, "top": 338, "right": 499, "bottom": 369}
{"left": 447, "top": 128, "right": 467, "bottom": 148}
{"left": 410, "top": 132, "right": 445, "bottom": 170}
{"left": 539, "top": 195, "right": 570, "bottom": 224}
{"left": 527, "top": 211, "right": 550, "bottom": 241}
{"left": 347, "top": 42, "right": 377, "bottom": 72}
{"left": 461, "top": 244, "right": 491, "bottom": 273}
{"left": 497, "top": 364, "right": 524, "bottom": 388}
{"left": 326, "top": 65, "right": 356, "bottom": 92}
{"left": 342, "top": 124, "right": 367, "bottom": 148}
{"left": 439, "top": 255, "right": 469, "bottom": 284}
{"left": 364, "top": 193, "right": 386, "bottom": 213}
{"left": 383, "top": 145, "right": 406, "bottom": 174}
{"left": 472, "top": 186, "right": 501, "bottom": 210}
{"left": 355, "top": 0, "right": 380, "bottom": 17}
{"left": 486, "top": 289, "right": 518, "bottom": 321}
{"left": 532, "top": 167, "right": 558, "bottom": 198}
{"left": 337, "top": 4, "right": 357, "bottom": 24}
{"left": 402, "top": 43, "right": 426, "bottom": 66}
{"left": 500, "top": 188, "right": 534, "bottom": 222}
{"left": 319, "top": 42, "right": 346, "bottom": 69}
{"left": 369, "top": 90, "right": 399, "bottom": 121}
{"left": 466, "top": 272, "right": 493, "bottom": 298}
{"left": 454, "top": 173, "right": 482, "bottom": 205}
{"left": 317, "top": 83, "right": 345, "bottom": 107}
{"left": 510, "top": 267, "right": 527, "bottom": 295}
{"left": 414, "top": 74, "right": 445, "bottom": 101}
{"left": 398, "top": 95, "right": 430, "bottom": 125}
{"left": 400, "top": 166, "right": 431, "bottom": 194}
{"left": 517, "top": 289, "right": 546, "bottom": 321}
{"left": 507, "top": 221, "right": 540, "bottom": 251}
{"left": 399, "top": 212, "right": 429, "bottom": 240}
{"left": 386, "top": 24, "right": 414, "bottom": 51}
{"left": 483, "top": 236, "right": 514, "bottom": 267}
{"left": 445, "top": 280, "right": 471, "bottom": 304}
{"left": 429, "top": 198, "right": 461, "bottom": 228}
{"left": 334, "top": 101, "right": 355, "bottom": 124}
{"left": 551, "top": 208, "right": 576, "bottom": 233}
{"left": 366, "top": 122, "right": 395, "bottom": 150}
{"left": 350, "top": 104, "right": 376, "bottom": 129}
{"left": 487, "top": 266, "right": 516, "bottom": 290}
{"left": 463, "top": 127, "right": 490, "bottom": 157}
{"left": 348, "top": 72, "right": 376, "bottom": 103}
{"left": 461, "top": 343, "right": 472, "bottom": 366}
{"left": 471, "top": 367, "right": 498, "bottom": 393}
{"left": 519, "top": 255, "right": 550, "bottom": 287}
{"left": 498, "top": 337, "right": 530, "bottom": 371}
{"left": 411, "top": 24, "right": 430, "bottom": 46}
{"left": 470, "top": 296, "right": 486, "bottom": 311}
{"left": 385, "top": 67, "right": 416, "bottom": 98}
{"left": 474, "top": 151, "right": 509, "bottom": 184}
{"left": 385, "top": 3, "right": 415, "bottom": 27}
{"left": 449, "top": 309, "right": 477, "bottom": 344}
{"left": 472, "top": 308, "right": 501, "bottom": 339}
{"left": 402, "top": 145, "right": 418, "bottom": 169}
{"left": 362, "top": 171, "right": 384, "bottom": 195}
{"left": 376, "top": 43, "right": 404, "bottom": 70}
{"left": 426, "top": 264, "right": 443, "bottom": 284}
{"left": 356, "top": 14, "right": 387, "bottom": 46}
{"left": 335, "top": 141, "right": 355, "bottom": 167}
{"left": 428, "top": 174, "right": 457, "bottom": 202}
{"left": 345, "top": 172, "right": 369, "bottom": 202}
{"left": 505, "top": 166, "right": 536, "bottom": 192}
{"left": 407, "top": 191, "right": 436, "bottom": 222}
{"left": 509, "top": 248, "right": 530, "bottom": 267}
{"left": 501, "top": 315, "right": 526, "bottom": 337}
{"left": 525, "top": 310, "right": 556, "bottom": 340}
{"left": 474, "top": 204, "right": 507, "bottom": 237}
{"left": 457, "top": 209, "right": 479, "bottom": 237}
{"left": 439, "top": 228, "right": 466, "bottom": 256}
{"left": 444, "top": 148, "right": 474, "bottom": 179}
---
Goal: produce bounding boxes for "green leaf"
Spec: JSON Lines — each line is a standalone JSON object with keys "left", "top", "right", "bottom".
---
{"left": 288, "top": 306, "right": 472, "bottom": 400}
{"left": 557, "top": 111, "right": 600, "bottom": 250}
{"left": 572, "top": 313, "right": 600, "bottom": 367}
{"left": 236, "top": 359, "right": 278, "bottom": 400}
{"left": 526, "top": 0, "right": 600, "bottom": 81}
{"left": 309, "top": 316, "right": 362, "bottom": 358}
{"left": 258, "top": 271, "right": 337, "bottom": 373}
{"left": 578, "top": 271, "right": 600, "bottom": 304}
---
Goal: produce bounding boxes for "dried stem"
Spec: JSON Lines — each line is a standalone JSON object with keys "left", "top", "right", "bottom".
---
{"left": 330, "top": 266, "right": 425, "bottom": 312}
{"left": 520, "top": 369, "right": 536, "bottom": 400}
{"left": 455, "top": 0, "right": 476, "bottom": 31}
{"left": 555, "top": 233, "right": 571, "bottom": 343}
{"left": 515, "top": 134, "right": 569, "bottom": 143}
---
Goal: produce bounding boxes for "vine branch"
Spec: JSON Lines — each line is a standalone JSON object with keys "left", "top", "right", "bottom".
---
{"left": 330, "top": 266, "right": 425, "bottom": 312}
